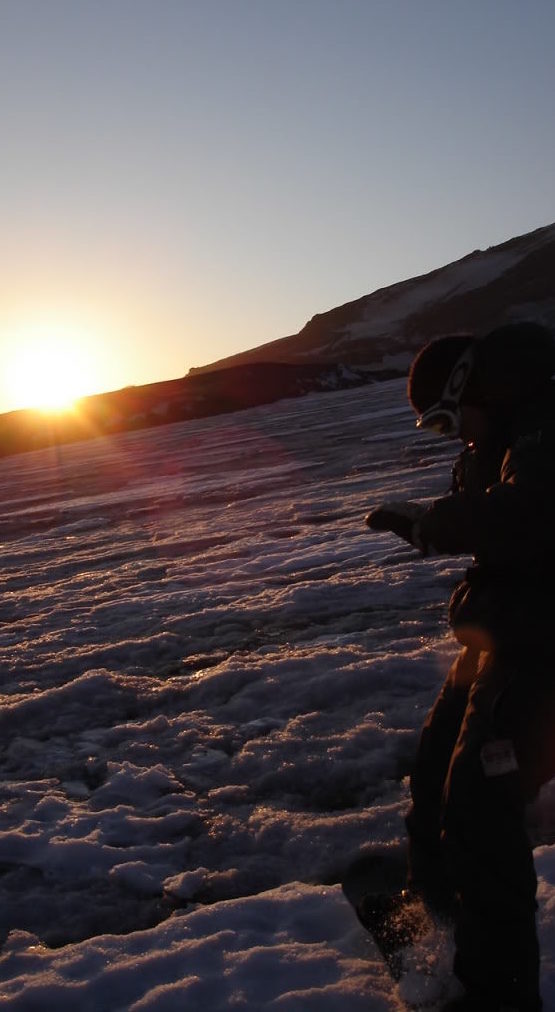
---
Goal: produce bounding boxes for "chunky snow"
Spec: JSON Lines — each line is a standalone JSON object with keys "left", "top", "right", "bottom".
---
{"left": 0, "top": 379, "right": 553, "bottom": 1010}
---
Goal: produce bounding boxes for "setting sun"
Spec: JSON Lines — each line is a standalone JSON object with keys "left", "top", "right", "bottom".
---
{"left": 5, "top": 328, "right": 101, "bottom": 413}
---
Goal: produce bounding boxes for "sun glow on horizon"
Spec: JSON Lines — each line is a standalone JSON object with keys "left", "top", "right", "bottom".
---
{"left": 5, "top": 326, "right": 103, "bottom": 414}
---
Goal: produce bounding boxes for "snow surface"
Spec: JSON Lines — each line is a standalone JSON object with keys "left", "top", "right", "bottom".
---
{"left": 0, "top": 379, "right": 554, "bottom": 1010}
{"left": 337, "top": 248, "right": 525, "bottom": 348}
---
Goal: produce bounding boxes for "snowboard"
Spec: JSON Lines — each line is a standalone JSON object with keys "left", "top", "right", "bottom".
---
{"left": 341, "top": 850, "right": 455, "bottom": 1010}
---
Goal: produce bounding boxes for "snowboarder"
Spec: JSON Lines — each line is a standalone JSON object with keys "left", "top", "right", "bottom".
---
{"left": 366, "top": 322, "right": 555, "bottom": 1012}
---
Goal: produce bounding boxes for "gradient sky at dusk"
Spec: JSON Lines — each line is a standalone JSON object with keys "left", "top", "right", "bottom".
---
{"left": 1, "top": 0, "right": 554, "bottom": 413}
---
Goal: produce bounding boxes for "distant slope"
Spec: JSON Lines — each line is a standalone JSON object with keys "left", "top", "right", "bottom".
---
{"left": 0, "top": 362, "right": 372, "bottom": 458}
{"left": 191, "top": 222, "right": 555, "bottom": 375}
{"left": 2, "top": 221, "right": 554, "bottom": 457}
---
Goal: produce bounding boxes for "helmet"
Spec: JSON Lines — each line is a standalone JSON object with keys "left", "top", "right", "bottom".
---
{"left": 407, "top": 335, "right": 476, "bottom": 436}
{"left": 472, "top": 322, "right": 555, "bottom": 406}
{"left": 408, "top": 323, "right": 555, "bottom": 436}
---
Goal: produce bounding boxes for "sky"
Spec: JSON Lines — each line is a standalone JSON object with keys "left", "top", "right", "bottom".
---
{"left": 1, "top": 0, "right": 555, "bottom": 414}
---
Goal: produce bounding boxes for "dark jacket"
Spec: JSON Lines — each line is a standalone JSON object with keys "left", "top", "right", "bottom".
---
{"left": 418, "top": 381, "right": 555, "bottom": 651}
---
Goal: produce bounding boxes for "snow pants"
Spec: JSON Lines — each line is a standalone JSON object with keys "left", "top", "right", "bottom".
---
{"left": 406, "top": 645, "right": 555, "bottom": 1010}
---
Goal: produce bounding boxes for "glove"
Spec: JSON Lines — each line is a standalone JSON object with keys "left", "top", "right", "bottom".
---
{"left": 365, "top": 500, "right": 427, "bottom": 552}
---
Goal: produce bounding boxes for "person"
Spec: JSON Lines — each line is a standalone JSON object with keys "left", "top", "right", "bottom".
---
{"left": 366, "top": 322, "right": 555, "bottom": 1012}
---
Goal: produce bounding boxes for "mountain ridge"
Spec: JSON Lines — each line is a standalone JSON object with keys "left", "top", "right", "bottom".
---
{"left": 190, "top": 221, "right": 555, "bottom": 374}
{"left": 2, "top": 221, "right": 554, "bottom": 456}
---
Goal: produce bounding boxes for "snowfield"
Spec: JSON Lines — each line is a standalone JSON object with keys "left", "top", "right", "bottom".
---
{"left": 0, "top": 379, "right": 553, "bottom": 1010}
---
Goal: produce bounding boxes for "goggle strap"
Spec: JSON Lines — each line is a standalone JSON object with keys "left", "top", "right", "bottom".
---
{"left": 415, "top": 342, "right": 475, "bottom": 435}
{"left": 441, "top": 343, "right": 475, "bottom": 404}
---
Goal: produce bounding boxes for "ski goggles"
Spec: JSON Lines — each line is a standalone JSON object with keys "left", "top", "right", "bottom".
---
{"left": 416, "top": 344, "right": 475, "bottom": 437}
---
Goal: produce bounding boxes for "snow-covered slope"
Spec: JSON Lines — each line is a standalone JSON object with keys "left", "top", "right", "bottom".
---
{"left": 0, "top": 383, "right": 554, "bottom": 1010}
{"left": 195, "top": 221, "right": 555, "bottom": 374}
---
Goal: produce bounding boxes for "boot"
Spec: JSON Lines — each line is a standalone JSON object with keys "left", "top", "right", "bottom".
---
{"left": 356, "top": 889, "right": 431, "bottom": 981}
